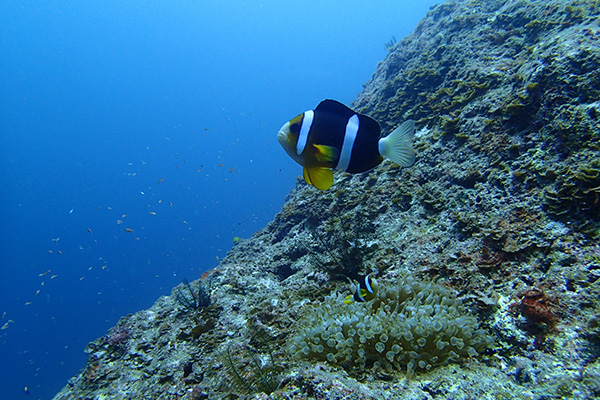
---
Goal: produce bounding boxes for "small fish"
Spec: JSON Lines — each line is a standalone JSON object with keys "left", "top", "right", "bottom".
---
{"left": 87, "top": 228, "right": 92, "bottom": 234}
{"left": 149, "top": 211, "right": 156, "bottom": 215}
{"left": 116, "top": 220, "right": 123, "bottom": 224}
{"left": 39, "top": 270, "right": 51, "bottom": 277}
{"left": 24, "top": 386, "right": 29, "bottom": 395}
{"left": 278, "top": 99, "right": 415, "bottom": 190}
{"left": 124, "top": 228, "right": 134, "bottom": 233}
{"left": 1, "top": 320, "right": 14, "bottom": 330}
{"left": 69, "top": 208, "right": 74, "bottom": 214}
{"left": 158, "top": 178, "right": 164, "bottom": 184}
{"left": 344, "top": 274, "right": 378, "bottom": 304}
{"left": 50, "top": 274, "right": 58, "bottom": 279}
{"left": 229, "top": 166, "right": 235, "bottom": 173}
{"left": 51, "top": 238, "right": 60, "bottom": 244}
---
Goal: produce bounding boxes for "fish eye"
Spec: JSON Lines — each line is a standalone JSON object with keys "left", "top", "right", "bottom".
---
{"left": 290, "top": 123, "right": 300, "bottom": 133}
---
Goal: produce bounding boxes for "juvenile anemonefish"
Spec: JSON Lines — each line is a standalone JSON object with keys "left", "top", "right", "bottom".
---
{"left": 278, "top": 99, "right": 416, "bottom": 190}
{"left": 344, "top": 274, "right": 379, "bottom": 304}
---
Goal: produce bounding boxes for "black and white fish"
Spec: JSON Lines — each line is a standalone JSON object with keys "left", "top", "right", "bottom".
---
{"left": 277, "top": 99, "right": 415, "bottom": 190}
{"left": 344, "top": 274, "right": 379, "bottom": 304}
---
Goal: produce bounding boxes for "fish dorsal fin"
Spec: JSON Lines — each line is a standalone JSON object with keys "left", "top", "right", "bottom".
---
{"left": 303, "top": 166, "right": 334, "bottom": 190}
{"left": 312, "top": 144, "right": 339, "bottom": 163}
{"left": 315, "top": 99, "right": 356, "bottom": 119}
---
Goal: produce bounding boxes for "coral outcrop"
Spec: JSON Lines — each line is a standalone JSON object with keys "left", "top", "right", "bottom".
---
{"left": 53, "top": 0, "right": 600, "bottom": 399}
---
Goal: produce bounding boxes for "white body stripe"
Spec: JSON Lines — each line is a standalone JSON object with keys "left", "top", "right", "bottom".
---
{"left": 296, "top": 110, "right": 313, "bottom": 155}
{"left": 335, "top": 114, "right": 359, "bottom": 171}
{"left": 364, "top": 276, "right": 373, "bottom": 293}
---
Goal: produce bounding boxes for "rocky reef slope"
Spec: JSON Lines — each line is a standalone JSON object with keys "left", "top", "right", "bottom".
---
{"left": 53, "top": 0, "right": 600, "bottom": 399}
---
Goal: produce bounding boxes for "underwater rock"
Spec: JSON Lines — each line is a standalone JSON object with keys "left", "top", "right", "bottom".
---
{"left": 53, "top": 0, "right": 600, "bottom": 399}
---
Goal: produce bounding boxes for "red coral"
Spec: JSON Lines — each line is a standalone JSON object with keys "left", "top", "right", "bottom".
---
{"left": 515, "top": 288, "right": 559, "bottom": 329}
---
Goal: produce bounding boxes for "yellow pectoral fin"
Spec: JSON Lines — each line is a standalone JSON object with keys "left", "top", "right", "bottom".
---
{"left": 312, "top": 144, "right": 339, "bottom": 163}
{"left": 359, "top": 288, "right": 376, "bottom": 301}
{"left": 303, "top": 167, "right": 333, "bottom": 190}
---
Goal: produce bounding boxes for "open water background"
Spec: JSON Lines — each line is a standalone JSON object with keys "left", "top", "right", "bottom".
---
{"left": 0, "top": 1, "right": 438, "bottom": 398}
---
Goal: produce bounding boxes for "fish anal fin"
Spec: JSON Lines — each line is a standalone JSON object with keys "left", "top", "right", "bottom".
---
{"left": 303, "top": 167, "right": 333, "bottom": 190}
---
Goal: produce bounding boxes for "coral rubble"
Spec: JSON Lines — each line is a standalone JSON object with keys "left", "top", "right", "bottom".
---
{"left": 53, "top": 0, "right": 600, "bottom": 399}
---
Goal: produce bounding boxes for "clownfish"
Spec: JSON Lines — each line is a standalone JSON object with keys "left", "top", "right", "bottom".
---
{"left": 278, "top": 99, "right": 415, "bottom": 190}
{"left": 344, "top": 274, "right": 379, "bottom": 304}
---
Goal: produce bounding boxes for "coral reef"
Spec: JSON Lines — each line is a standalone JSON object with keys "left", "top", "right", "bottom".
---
{"left": 52, "top": 0, "right": 600, "bottom": 399}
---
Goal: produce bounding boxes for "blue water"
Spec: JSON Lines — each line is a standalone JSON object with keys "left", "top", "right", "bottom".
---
{"left": 0, "top": 1, "right": 438, "bottom": 398}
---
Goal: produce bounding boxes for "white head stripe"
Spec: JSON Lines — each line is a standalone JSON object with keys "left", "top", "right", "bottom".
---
{"left": 335, "top": 114, "right": 359, "bottom": 171}
{"left": 296, "top": 110, "right": 313, "bottom": 155}
{"left": 356, "top": 283, "right": 365, "bottom": 301}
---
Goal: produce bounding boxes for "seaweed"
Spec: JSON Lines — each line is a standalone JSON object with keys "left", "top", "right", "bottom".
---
{"left": 384, "top": 36, "right": 397, "bottom": 52}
